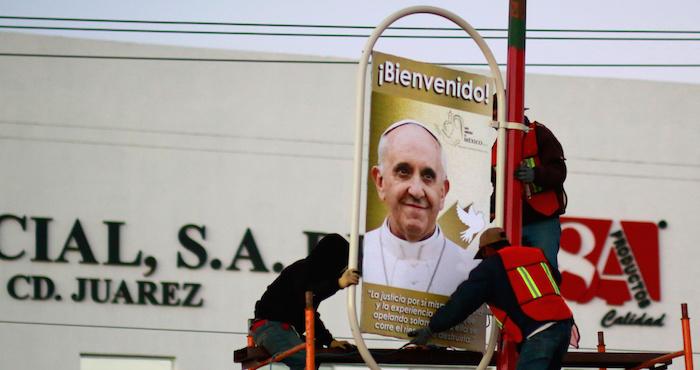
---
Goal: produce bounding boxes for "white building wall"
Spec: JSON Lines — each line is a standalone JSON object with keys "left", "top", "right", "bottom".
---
{"left": 1, "top": 31, "right": 699, "bottom": 369}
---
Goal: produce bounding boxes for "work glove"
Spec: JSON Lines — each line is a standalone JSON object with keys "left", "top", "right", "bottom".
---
{"left": 407, "top": 326, "right": 433, "bottom": 346}
{"left": 329, "top": 339, "right": 355, "bottom": 351}
{"left": 513, "top": 165, "right": 535, "bottom": 183}
{"left": 338, "top": 268, "right": 360, "bottom": 288}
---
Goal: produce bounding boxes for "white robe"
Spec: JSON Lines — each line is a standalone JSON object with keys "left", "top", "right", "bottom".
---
{"left": 362, "top": 219, "right": 478, "bottom": 296}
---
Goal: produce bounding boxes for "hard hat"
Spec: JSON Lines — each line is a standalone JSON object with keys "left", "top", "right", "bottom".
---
{"left": 475, "top": 227, "right": 509, "bottom": 259}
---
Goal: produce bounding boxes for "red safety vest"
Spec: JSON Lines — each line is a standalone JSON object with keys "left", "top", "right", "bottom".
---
{"left": 489, "top": 247, "right": 573, "bottom": 343}
{"left": 491, "top": 120, "right": 561, "bottom": 216}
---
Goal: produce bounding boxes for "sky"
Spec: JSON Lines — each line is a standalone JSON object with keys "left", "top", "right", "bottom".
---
{"left": 1, "top": 0, "right": 700, "bottom": 84}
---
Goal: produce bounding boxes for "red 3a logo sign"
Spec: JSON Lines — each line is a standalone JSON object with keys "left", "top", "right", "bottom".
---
{"left": 559, "top": 217, "right": 661, "bottom": 308}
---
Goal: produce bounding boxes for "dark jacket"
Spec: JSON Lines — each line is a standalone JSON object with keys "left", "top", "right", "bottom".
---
{"left": 490, "top": 119, "right": 567, "bottom": 224}
{"left": 522, "top": 121, "right": 567, "bottom": 224}
{"left": 254, "top": 233, "right": 349, "bottom": 347}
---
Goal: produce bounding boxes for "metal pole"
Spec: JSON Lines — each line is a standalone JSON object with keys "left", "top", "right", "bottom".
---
{"left": 682, "top": 303, "right": 694, "bottom": 370}
{"left": 505, "top": 0, "right": 526, "bottom": 245}
{"left": 498, "top": 1, "right": 526, "bottom": 370}
{"left": 305, "top": 291, "right": 315, "bottom": 370}
{"left": 628, "top": 351, "right": 684, "bottom": 370}
{"left": 597, "top": 331, "right": 606, "bottom": 370}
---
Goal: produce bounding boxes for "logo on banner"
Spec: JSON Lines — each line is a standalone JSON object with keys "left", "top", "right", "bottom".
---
{"left": 439, "top": 111, "right": 486, "bottom": 149}
{"left": 559, "top": 217, "right": 666, "bottom": 327}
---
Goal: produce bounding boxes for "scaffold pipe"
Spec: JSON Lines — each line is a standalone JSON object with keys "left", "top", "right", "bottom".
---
{"left": 628, "top": 303, "right": 694, "bottom": 370}
{"left": 597, "top": 331, "right": 606, "bottom": 370}
{"left": 682, "top": 303, "right": 694, "bottom": 370}
{"left": 627, "top": 351, "right": 684, "bottom": 370}
{"left": 306, "top": 291, "right": 315, "bottom": 370}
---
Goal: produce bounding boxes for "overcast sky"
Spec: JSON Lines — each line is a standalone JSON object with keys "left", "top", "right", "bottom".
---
{"left": 2, "top": 0, "right": 699, "bottom": 84}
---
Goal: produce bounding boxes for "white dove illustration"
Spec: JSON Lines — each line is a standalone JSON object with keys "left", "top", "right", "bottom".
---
{"left": 457, "top": 203, "right": 486, "bottom": 244}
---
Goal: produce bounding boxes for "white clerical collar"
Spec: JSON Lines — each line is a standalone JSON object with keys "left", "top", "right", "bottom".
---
{"left": 380, "top": 218, "right": 442, "bottom": 261}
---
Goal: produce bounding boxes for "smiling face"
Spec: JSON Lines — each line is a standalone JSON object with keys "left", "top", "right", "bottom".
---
{"left": 372, "top": 123, "right": 450, "bottom": 242}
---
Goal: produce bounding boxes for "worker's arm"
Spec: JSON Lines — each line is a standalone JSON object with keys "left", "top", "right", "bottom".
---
{"left": 338, "top": 268, "right": 360, "bottom": 288}
{"left": 429, "top": 262, "right": 492, "bottom": 334}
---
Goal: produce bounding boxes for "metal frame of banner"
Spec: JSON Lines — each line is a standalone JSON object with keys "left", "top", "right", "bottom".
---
{"left": 347, "top": 6, "right": 507, "bottom": 370}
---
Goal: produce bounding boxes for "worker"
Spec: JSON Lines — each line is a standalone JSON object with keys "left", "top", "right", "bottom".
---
{"left": 517, "top": 114, "right": 567, "bottom": 275}
{"left": 408, "top": 227, "right": 578, "bottom": 370}
{"left": 492, "top": 96, "right": 567, "bottom": 276}
{"left": 250, "top": 233, "right": 360, "bottom": 370}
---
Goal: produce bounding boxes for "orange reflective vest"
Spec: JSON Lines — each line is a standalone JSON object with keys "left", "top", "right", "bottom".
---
{"left": 489, "top": 247, "right": 573, "bottom": 343}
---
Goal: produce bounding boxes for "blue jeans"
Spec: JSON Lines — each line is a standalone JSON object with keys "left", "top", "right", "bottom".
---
{"left": 252, "top": 320, "right": 308, "bottom": 370}
{"left": 517, "top": 320, "right": 572, "bottom": 370}
{"left": 522, "top": 218, "right": 561, "bottom": 273}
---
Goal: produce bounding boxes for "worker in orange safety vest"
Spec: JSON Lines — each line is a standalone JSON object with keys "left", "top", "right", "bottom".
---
{"left": 409, "top": 227, "right": 579, "bottom": 370}
{"left": 491, "top": 96, "right": 567, "bottom": 277}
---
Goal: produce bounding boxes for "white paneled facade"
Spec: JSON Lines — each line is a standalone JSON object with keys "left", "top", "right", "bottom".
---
{"left": 1, "top": 31, "right": 699, "bottom": 369}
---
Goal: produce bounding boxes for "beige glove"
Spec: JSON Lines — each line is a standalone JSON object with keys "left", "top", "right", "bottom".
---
{"left": 329, "top": 339, "right": 354, "bottom": 350}
{"left": 338, "top": 268, "right": 360, "bottom": 288}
